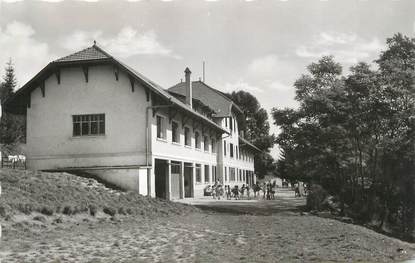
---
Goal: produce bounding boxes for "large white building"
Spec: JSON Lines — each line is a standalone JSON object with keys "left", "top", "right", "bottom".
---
{"left": 3, "top": 44, "right": 260, "bottom": 199}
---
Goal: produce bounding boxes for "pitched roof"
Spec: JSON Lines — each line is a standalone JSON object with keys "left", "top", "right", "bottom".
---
{"left": 168, "top": 81, "right": 243, "bottom": 117}
{"left": 3, "top": 44, "right": 227, "bottom": 134}
{"left": 54, "top": 46, "right": 110, "bottom": 63}
{"left": 239, "top": 136, "right": 262, "bottom": 153}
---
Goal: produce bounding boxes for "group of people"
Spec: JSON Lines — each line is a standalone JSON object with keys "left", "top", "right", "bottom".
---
{"left": 205, "top": 180, "right": 278, "bottom": 200}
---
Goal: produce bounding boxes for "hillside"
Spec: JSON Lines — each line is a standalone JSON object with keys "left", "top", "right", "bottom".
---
{"left": 0, "top": 168, "right": 197, "bottom": 221}
{"left": 0, "top": 168, "right": 414, "bottom": 262}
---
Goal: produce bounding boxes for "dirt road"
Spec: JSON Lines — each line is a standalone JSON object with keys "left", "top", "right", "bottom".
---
{"left": 1, "top": 190, "right": 414, "bottom": 262}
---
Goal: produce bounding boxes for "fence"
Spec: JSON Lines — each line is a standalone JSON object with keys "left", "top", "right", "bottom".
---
{"left": 0, "top": 153, "right": 26, "bottom": 170}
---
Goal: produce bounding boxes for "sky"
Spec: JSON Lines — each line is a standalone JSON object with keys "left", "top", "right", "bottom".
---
{"left": 0, "top": 0, "right": 414, "bottom": 158}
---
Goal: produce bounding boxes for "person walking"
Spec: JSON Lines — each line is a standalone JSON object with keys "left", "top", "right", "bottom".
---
{"left": 246, "top": 184, "right": 251, "bottom": 200}
{"left": 226, "top": 185, "right": 231, "bottom": 200}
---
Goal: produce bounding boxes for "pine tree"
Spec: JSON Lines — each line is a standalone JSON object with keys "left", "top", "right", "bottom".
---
{"left": 0, "top": 58, "right": 17, "bottom": 102}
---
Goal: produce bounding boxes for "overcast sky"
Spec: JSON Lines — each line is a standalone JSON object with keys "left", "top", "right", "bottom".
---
{"left": 1, "top": 0, "right": 414, "bottom": 158}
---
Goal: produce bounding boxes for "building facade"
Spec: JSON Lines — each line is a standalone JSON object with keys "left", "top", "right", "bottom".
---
{"left": 3, "top": 44, "right": 260, "bottom": 199}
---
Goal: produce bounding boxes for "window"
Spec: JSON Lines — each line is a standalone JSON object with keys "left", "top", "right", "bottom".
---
{"left": 73, "top": 114, "right": 105, "bottom": 136}
{"left": 172, "top": 121, "right": 180, "bottom": 143}
{"left": 172, "top": 162, "right": 180, "bottom": 174}
{"left": 239, "top": 170, "right": 242, "bottom": 181}
{"left": 211, "top": 138, "right": 216, "bottom": 153}
{"left": 204, "top": 165, "right": 210, "bottom": 183}
{"left": 230, "top": 143, "right": 234, "bottom": 158}
{"left": 212, "top": 166, "right": 217, "bottom": 182}
{"left": 229, "top": 117, "right": 233, "bottom": 131}
{"left": 224, "top": 141, "right": 227, "bottom": 156}
{"left": 156, "top": 115, "right": 166, "bottom": 139}
{"left": 204, "top": 136, "right": 209, "bottom": 151}
{"left": 229, "top": 167, "right": 235, "bottom": 181}
{"left": 196, "top": 164, "right": 201, "bottom": 183}
{"left": 184, "top": 127, "right": 191, "bottom": 146}
{"left": 224, "top": 166, "right": 228, "bottom": 182}
{"left": 195, "top": 131, "right": 201, "bottom": 149}
{"left": 236, "top": 146, "right": 239, "bottom": 159}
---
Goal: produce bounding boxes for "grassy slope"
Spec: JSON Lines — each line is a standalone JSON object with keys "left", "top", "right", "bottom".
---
{"left": 0, "top": 168, "right": 197, "bottom": 219}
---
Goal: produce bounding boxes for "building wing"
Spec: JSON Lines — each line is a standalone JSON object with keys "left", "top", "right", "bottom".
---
{"left": 2, "top": 44, "right": 227, "bottom": 134}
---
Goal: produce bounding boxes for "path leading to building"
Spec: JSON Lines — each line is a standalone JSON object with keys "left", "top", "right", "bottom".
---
{"left": 177, "top": 188, "right": 306, "bottom": 215}
{"left": 1, "top": 189, "right": 415, "bottom": 262}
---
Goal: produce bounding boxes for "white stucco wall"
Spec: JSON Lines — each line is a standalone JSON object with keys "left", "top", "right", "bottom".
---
{"left": 26, "top": 65, "right": 149, "bottom": 170}
{"left": 219, "top": 113, "right": 255, "bottom": 187}
{"left": 151, "top": 108, "right": 219, "bottom": 197}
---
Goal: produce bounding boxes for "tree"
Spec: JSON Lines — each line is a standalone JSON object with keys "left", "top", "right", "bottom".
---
{"left": 272, "top": 35, "right": 415, "bottom": 241}
{"left": 0, "top": 58, "right": 17, "bottom": 102}
{"left": 227, "top": 90, "right": 275, "bottom": 178}
{"left": 0, "top": 58, "right": 25, "bottom": 144}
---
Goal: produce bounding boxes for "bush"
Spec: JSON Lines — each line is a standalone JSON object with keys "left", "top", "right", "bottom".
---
{"left": 40, "top": 206, "right": 54, "bottom": 216}
{"left": 0, "top": 205, "right": 7, "bottom": 217}
{"left": 62, "top": 206, "right": 73, "bottom": 215}
{"left": 89, "top": 205, "right": 97, "bottom": 217}
{"left": 103, "top": 207, "right": 116, "bottom": 216}
{"left": 306, "top": 184, "right": 328, "bottom": 211}
{"left": 33, "top": 215, "right": 46, "bottom": 223}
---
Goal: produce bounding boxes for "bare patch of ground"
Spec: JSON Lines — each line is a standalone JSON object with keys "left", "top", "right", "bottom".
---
{"left": 1, "top": 210, "right": 415, "bottom": 262}
{"left": 0, "top": 169, "right": 414, "bottom": 262}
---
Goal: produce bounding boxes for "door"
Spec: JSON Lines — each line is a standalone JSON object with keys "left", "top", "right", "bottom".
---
{"left": 155, "top": 159, "right": 167, "bottom": 199}
{"left": 184, "top": 164, "right": 193, "bottom": 198}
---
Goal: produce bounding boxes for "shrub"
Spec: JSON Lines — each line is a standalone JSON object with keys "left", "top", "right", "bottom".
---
{"left": 33, "top": 215, "right": 47, "bottom": 223}
{"left": 62, "top": 206, "right": 73, "bottom": 215}
{"left": 89, "top": 205, "right": 97, "bottom": 217}
{"left": 40, "top": 206, "right": 54, "bottom": 216}
{"left": 0, "top": 205, "right": 7, "bottom": 217}
{"left": 103, "top": 207, "right": 116, "bottom": 216}
{"left": 306, "top": 184, "right": 328, "bottom": 211}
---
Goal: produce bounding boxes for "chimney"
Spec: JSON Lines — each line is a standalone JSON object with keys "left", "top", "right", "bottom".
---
{"left": 184, "top": 67, "right": 192, "bottom": 108}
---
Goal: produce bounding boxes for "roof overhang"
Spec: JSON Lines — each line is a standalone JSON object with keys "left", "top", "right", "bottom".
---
{"left": 2, "top": 50, "right": 227, "bottom": 135}
{"left": 239, "top": 137, "right": 262, "bottom": 153}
